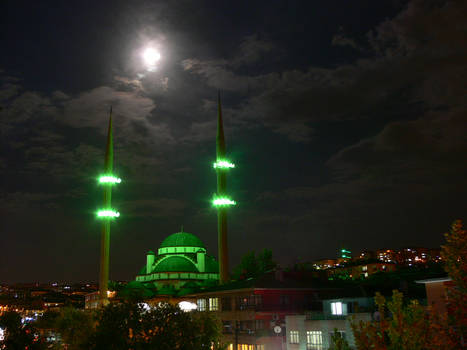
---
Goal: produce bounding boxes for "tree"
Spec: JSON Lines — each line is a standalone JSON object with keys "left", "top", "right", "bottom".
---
{"left": 232, "top": 249, "right": 277, "bottom": 280}
{"left": 441, "top": 219, "right": 467, "bottom": 346}
{"left": 328, "top": 328, "right": 351, "bottom": 350}
{"left": 351, "top": 220, "right": 467, "bottom": 349}
{"left": 352, "top": 290, "right": 434, "bottom": 350}
{"left": 0, "top": 311, "right": 44, "bottom": 349}
{"left": 54, "top": 307, "right": 94, "bottom": 349}
{"left": 86, "top": 301, "right": 223, "bottom": 350}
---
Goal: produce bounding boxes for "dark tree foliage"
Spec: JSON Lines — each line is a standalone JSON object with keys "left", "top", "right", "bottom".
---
{"left": 54, "top": 307, "right": 94, "bottom": 349}
{"left": 351, "top": 220, "right": 467, "bottom": 350}
{"left": 328, "top": 328, "right": 351, "bottom": 350}
{"left": 87, "top": 301, "right": 223, "bottom": 350}
{"left": 232, "top": 249, "right": 277, "bottom": 280}
{"left": 441, "top": 219, "right": 467, "bottom": 347}
{"left": 0, "top": 311, "right": 44, "bottom": 349}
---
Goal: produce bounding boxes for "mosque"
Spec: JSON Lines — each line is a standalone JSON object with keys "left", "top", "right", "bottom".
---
{"left": 120, "top": 94, "right": 232, "bottom": 298}
{"left": 134, "top": 230, "right": 219, "bottom": 293}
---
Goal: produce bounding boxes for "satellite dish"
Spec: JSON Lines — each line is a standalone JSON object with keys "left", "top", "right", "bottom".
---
{"left": 274, "top": 325, "right": 282, "bottom": 334}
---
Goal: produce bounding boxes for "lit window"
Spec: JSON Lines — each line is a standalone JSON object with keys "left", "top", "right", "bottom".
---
{"left": 290, "top": 330, "right": 300, "bottom": 344}
{"left": 362, "top": 266, "right": 368, "bottom": 272}
{"left": 307, "top": 331, "right": 323, "bottom": 346}
{"left": 256, "top": 346, "right": 264, "bottom": 350}
{"left": 209, "top": 298, "right": 219, "bottom": 311}
{"left": 331, "top": 302, "right": 343, "bottom": 315}
{"left": 197, "top": 299, "right": 206, "bottom": 311}
{"left": 237, "top": 345, "right": 254, "bottom": 350}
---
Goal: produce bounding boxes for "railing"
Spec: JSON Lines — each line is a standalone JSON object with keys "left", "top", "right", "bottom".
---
{"left": 221, "top": 328, "right": 279, "bottom": 337}
{"left": 305, "top": 310, "right": 374, "bottom": 320}
{"left": 305, "top": 312, "right": 347, "bottom": 320}
{"left": 236, "top": 303, "right": 321, "bottom": 312}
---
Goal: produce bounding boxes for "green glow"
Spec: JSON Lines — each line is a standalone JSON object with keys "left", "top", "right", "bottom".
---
{"left": 213, "top": 160, "right": 235, "bottom": 169}
{"left": 341, "top": 248, "right": 351, "bottom": 259}
{"left": 213, "top": 197, "right": 236, "bottom": 206}
{"left": 99, "top": 175, "right": 122, "bottom": 184}
{"left": 97, "top": 210, "right": 120, "bottom": 218}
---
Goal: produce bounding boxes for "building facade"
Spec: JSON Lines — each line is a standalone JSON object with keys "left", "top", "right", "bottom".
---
{"left": 187, "top": 273, "right": 345, "bottom": 350}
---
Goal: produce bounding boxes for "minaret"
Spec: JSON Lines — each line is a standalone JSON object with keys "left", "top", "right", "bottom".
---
{"left": 213, "top": 93, "right": 236, "bottom": 284}
{"left": 97, "top": 107, "right": 121, "bottom": 305}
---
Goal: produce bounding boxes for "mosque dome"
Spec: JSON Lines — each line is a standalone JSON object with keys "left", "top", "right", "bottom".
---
{"left": 160, "top": 231, "right": 206, "bottom": 249}
{"left": 153, "top": 256, "right": 198, "bottom": 273}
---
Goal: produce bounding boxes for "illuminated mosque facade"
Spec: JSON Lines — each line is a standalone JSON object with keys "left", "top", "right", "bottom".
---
{"left": 134, "top": 230, "right": 219, "bottom": 291}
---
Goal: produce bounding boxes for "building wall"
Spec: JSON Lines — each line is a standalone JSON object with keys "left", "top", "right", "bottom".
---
{"left": 286, "top": 313, "right": 371, "bottom": 350}
{"left": 191, "top": 288, "right": 324, "bottom": 350}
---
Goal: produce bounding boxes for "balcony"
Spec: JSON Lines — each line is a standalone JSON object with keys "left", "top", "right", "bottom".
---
{"left": 235, "top": 303, "right": 321, "bottom": 313}
{"left": 221, "top": 328, "right": 279, "bottom": 338}
{"left": 305, "top": 312, "right": 347, "bottom": 320}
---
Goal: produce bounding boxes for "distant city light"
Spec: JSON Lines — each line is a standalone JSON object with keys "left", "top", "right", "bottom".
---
{"left": 99, "top": 175, "right": 121, "bottom": 184}
{"left": 213, "top": 197, "right": 236, "bottom": 206}
{"left": 97, "top": 210, "right": 120, "bottom": 218}
{"left": 213, "top": 160, "right": 235, "bottom": 169}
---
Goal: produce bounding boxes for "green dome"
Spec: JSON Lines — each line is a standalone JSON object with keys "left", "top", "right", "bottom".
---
{"left": 160, "top": 232, "right": 206, "bottom": 249}
{"left": 153, "top": 256, "right": 198, "bottom": 273}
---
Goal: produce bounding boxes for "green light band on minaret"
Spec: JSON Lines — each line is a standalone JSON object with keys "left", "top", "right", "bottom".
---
{"left": 213, "top": 160, "right": 235, "bottom": 169}
{"left": 97, "top": 209, "right": 120, "bottom": 218}
{"left": 99, "top": 175, "right": 122, "bottom": 184}
{"left": 214, "top": 92, "right": 233, "bottom": 284}
{"left": 98, "top": 106, "right": 120, "bottom": 305}
{"left": 213, "top": 197, "right": 236, "bottom": 206}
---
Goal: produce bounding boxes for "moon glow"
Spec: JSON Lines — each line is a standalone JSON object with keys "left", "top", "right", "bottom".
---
{"left": 142, "top": 47, "right": 161, "bottom": 70}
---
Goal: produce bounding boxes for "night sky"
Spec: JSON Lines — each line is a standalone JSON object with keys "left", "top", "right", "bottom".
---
{"left": 1, "top": 0, "right": 466, "bottom": 283}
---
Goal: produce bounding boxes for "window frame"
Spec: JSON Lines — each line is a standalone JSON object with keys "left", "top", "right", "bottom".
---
{"left": 208, "top": 297, "right": 219, "bottom": 311}
{"left": 290, "top": 330, "right": 300, "bottom": 344}
{"left": 331, "top": 301, "right": 343, "bottom": 315}
{"left": 306, "top": 330, "right": 323, "bottom": 346}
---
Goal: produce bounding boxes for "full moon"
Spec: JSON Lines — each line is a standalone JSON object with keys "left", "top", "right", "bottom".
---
{"left": 143, "top": 47, "right": 161, "bottom": 68}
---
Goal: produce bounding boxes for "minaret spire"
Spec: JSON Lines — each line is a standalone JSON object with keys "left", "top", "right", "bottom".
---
{"left": 97, "top": 106, "right": 121, "bottom": 305}
{"left": 216, "top": 91, "right": 225, "bottom": 160}
{"left": 104, "top": 107, "right": 114, "bottom": 172}
{"left": 213, "top": 92, "right": 235, "bottom": 284}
